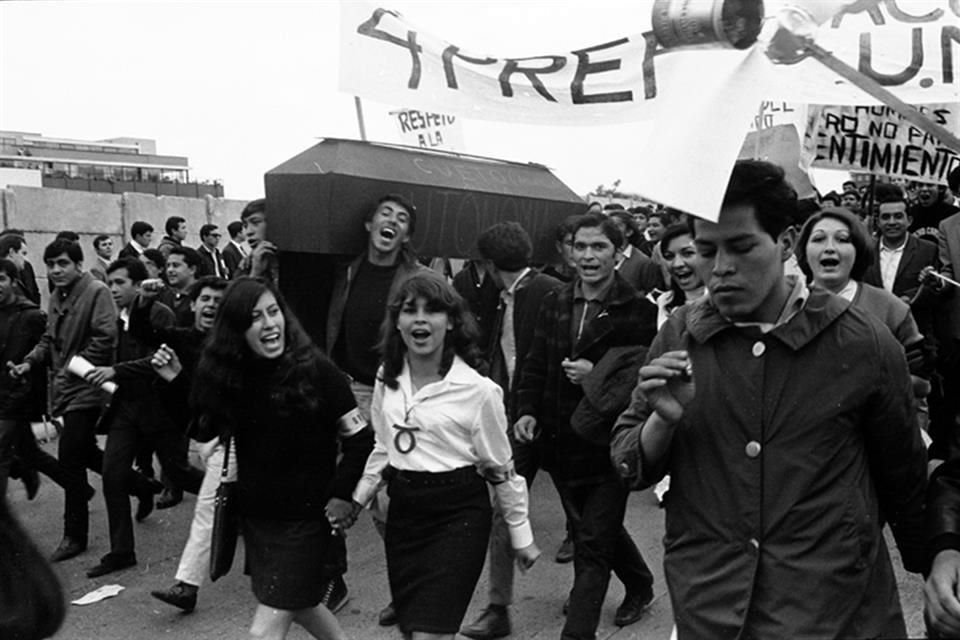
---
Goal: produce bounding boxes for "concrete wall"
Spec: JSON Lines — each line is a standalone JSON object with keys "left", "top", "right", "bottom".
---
{"left": 0, "top": 185, "right": 249, "bottom": 308}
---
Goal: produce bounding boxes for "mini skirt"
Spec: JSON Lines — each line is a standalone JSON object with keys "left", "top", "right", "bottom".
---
{"left": 242, "top": 516, "right": 331, "bottom": 610}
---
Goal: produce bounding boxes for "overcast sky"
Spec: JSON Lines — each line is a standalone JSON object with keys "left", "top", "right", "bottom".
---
{"left": 1, "top": 0, "right": 854, "bottom": 202}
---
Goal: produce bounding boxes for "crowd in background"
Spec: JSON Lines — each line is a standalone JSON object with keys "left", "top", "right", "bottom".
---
{"left": 2, "top": 162, "right": 960, "bottom": 640}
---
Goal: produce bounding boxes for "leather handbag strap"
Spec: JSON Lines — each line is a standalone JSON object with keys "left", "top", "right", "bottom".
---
{"left": 220, "top": 436, "right": 232, "bottom": 480}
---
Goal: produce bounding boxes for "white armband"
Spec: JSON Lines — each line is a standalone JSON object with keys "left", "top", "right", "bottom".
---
{"left": 337, "top": 407, "right": 368, "bottom": 437}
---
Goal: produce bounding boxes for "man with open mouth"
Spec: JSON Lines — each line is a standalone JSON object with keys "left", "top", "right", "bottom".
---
{"left": 324, "top": 193, "right": 428, "bottom": 622}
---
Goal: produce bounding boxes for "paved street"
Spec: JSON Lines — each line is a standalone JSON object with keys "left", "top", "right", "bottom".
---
{"left": 9, "top": 438, "right": 926, "bottom": 640}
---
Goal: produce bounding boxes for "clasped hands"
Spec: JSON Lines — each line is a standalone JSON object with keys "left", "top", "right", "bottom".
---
{"left": 325, "top": 497, "right": 363, "bottom": 532}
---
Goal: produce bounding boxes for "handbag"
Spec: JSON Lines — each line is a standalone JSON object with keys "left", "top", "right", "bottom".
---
{"left": 210, "top": 436, "right": 239, "bottom": 582}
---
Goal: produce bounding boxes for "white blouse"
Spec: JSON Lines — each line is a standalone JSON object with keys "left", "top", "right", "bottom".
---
{"left": 352, "top": 356, "right": 533, "bottom": 550}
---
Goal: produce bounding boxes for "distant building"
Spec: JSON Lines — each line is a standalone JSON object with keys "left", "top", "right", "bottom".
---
{"left": 0, "top": 130, "right": 223, "bottom": 198}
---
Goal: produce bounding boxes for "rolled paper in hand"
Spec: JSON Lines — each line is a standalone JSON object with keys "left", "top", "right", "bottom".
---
{"left": 67, "top": 355, "right": 118, "bottom": 394}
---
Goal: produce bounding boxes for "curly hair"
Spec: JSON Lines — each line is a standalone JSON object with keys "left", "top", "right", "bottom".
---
{"left": 191, "top": 277, "right": 323, "bottom": 429}
{"left": 377, "top": 272, "right": 483, "bottom": 390}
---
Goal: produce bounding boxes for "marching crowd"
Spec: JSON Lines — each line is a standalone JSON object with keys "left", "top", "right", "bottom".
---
{"left": 3, "top": 160, "right": 960, "bottom": 640}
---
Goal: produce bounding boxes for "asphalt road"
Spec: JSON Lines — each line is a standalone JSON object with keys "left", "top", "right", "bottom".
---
{"left": 8, "top": 438, "right": 926, "bottom": 640}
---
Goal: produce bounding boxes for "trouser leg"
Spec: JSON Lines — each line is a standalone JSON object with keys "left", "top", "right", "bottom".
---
{"left": 560, "top": 478, "right": 630, "bottom": 640}
{"left": 153, "top": 432, "right": 203, "bottom": 495}
{"left": 176, "top": 439, "right": 234, "bottom": 586}
{"left": 103, "top": 426, "right": 140, "bottom": 556}
{"left": 59, "top": 408, "right": 102, "bottom": 541}
{"left": 0, "top": 419, "right": 16, "bottom": 496}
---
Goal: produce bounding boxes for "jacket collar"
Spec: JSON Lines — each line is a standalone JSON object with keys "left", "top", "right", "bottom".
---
{"left": 561, "top": 272, "right": 637, "bottom": 308}
{"left": 685, "top": 282, "right": 849, "bottom": 351}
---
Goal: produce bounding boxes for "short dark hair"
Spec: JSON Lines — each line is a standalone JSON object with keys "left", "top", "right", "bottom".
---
{"left": 554, "top": 214, "right": 584, "bottom": 243}
{"left": 199, "top": 224, "right": 219, "bottom": 240}
{"left": 0, "top": 234, "right": 24, "bottom": 257}
{"left": 130, "top": 221, "right": 153, "bottom": 238}
{"left": 240, "top": 199, "right": 266, "bottom": 221}
{"left": 227, "top": 221, "right": 243, "bottom": 238}
{"left": 572, "top": 212, "right": 624, "bottom": 249}
{"left": 477, "top": 222, "right": 532, "bottom": 271}
{"left": 608, "top": 210, "right": 641, "bottom": 245}
{"left": 55, "top": 231, "right": 79, "bottom": 243}
{"left": 43, "top": 238, "right": 83, "bottom": 264}
{"left": 165, "top": 216, "right": 186, "bottom": 235}
{"left": 691, "top": 160, "right": 798, "bottom": 241}
{"left": 0, "top": 257, "right": 19, "bottom": 280}
{"left": 142, "top": 248, "right": 165, "bottom": 271}
{"left": 188, "top": 275, "right": 229, "bottom": 302}
{"left": 93, "top": 234, "right": 111, "bottom": 250}
{"left": 168, "top": 246, "right": 202, "bottom": 270}
{"left": 106, "top": 257, "right": 148, "bottom": 283}
{"left": 820, "top": 191, "right": 842, "bottom": 207}
{"left": 365, "top": 194, "right": 417, "bottom": 236}
{"left": 874, "top": 182, "right": 906, "bottom": 204}
{"left": 795, "top": 206, "right": 873, "bottom": 283}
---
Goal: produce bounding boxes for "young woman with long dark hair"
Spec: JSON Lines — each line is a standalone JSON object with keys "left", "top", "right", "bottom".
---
{"left": 191, "top": 277, "right": 372, "bottom": 640}
{"left": 342, "top": 273, "right": 540, "bottom": 640}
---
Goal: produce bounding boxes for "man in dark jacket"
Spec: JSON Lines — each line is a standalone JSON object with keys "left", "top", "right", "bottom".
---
{"left": 612, "top": 160, "right": 926, "bottom": 639}
{"left": 0, "top": 258, "right": 46, "bottom": 496}
{"left": 514, "top": 213, "right": 658, "bottom": 640}
{"left": 10, "top": 239, "right": 119, "bottom": 562}
{"left": 461, "top": 222, "right": 562, "bottom": 639}
{"left": 82, "top": 258, "right": 204, "bottom": 578}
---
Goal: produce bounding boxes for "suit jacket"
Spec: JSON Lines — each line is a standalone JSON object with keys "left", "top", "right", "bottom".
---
{"left": 197, "top": 244, "right": 228, "bottom": 279}
{"left": 863, "top": 234, "right": 939, "bottom": 302}
{"left": 617, "top": 246, "right": 665, "bottom": 296}
{"left": 939, "top": 213, "right": 960, "bottom": 340}
{"left": 117, "top": 242, "right": 143, "bottom": 260}
{"left": 89, "top": 256, "right": 111, "bottom": 283}
{"left": 222, "top": 241, "right": 244, "bottom": 278}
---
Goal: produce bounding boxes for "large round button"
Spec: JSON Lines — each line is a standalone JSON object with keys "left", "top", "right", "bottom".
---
{"left": 745, "top": 441, "right": 762, "bottom": 458}
{"left": 752, "top": 341, "right": 765, "bottom": 357}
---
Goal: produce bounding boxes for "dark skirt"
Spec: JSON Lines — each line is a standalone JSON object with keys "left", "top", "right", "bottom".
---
{"left": 242, "top": 516, "right": 332, "bottom": 610}
{"left": 386, "top": 466, "right": 493, "bottom": 635}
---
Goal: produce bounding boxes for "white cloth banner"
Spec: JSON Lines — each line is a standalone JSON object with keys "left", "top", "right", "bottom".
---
{"left": 803, "top": 102, "right": 960, "bottom": 184}
{"left": 339, "top": 1, "right": 960, "bottom": 126}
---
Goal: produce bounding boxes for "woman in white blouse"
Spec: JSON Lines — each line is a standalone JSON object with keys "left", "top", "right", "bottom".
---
{"left": 343, "top": 272, "right": 539, "bottom": 640}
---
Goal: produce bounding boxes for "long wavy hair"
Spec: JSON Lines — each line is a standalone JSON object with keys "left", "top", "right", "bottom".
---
{"left": 191, "top": 277, "right": 322, "bottom": 428}
{"left": 377, "top": 272, "right": 483, "bottom": 390}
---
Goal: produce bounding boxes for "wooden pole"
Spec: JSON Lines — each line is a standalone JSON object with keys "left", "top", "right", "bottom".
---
{"left": 354, "top": 96, "right": 368, "bottom": 142}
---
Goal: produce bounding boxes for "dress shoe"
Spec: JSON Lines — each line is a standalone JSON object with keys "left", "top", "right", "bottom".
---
{"left": 378, "top": 601, "right": 398, "bottom": 626}
{"left": 319, "top": 576, "right": 349, "bottom": 614}
{"left": 151, "top": 581, "right": 198, "bottom": 612}
{"left": 555, "top": 536, "right": 574, "bottom": 563}
{"left": 156, "top": 487, "right": 183, "bottom": 510}
{"left": 86, "top": 552, "right": 137, "bottom": 578}
{"left": 460, "top": 604, "right": 511, "bottom": 640}
{"left": 614, "top": 590, "right": 653, "bottom": 627}
{"left": 22, "top": 467, "right": 40, "bottom": 500}
{"left": 50, "top": 537, "right": 87, "bottom": 563}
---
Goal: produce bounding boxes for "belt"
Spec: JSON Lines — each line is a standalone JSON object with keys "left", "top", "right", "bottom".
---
{"left": 385, "top": 465, "right": 479, "bottom": 487}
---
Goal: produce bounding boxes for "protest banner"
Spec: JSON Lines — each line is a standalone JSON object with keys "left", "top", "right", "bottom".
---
{"left": 390, "top": 108, "right": 465, "bottom": 151}
{"left": 803, "top": 102, "right": 960, "bottom": 184}
{"left": 339, "top": 1, "right": 959, "bottom": 126}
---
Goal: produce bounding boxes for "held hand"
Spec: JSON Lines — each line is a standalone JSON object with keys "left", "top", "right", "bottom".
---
{"left": 637, "top": 350, "right": 695, "bottom": 424}
{"left": 84, "top": 366, "right": 115, "bottom": 387}
{"left": 325, "top": 497, "right": 359, "bottom": 530}
{"left": 513, "top": 415, "right": 539, "bottom": 443}
{"left": 139, "top": 278, "right": 165, "bottom": 299}
{"left": 150, "top": 344, "right": 182, "bottom": 382}
{"left": 919, "top": 266, "right": 943, "bottom": 289}
{"left": 925, "top": 549, "right": 960, "bottom": 637}
{"left": 561, "top": 357, "right": 594, "bottom": 386}
{"left": 515, "top": 541, "right": 542, "bottom": 573}
{"left": 7, "top": 361, "right": 30, "bottom": 379}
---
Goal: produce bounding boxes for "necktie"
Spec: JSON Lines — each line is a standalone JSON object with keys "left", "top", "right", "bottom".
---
{"left": 500, "top": 289, "right": 517, "bottom": 388}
